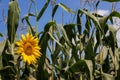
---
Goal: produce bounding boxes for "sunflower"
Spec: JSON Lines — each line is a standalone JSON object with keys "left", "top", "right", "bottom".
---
{"left": 16, "top": 33, "right": 42, "bottom": 65}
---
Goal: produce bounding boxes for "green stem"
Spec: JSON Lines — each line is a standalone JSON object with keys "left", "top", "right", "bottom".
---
{"left": 52, "top": 34, "right": 54, "bottom": 80}
{"left": 11, "top": 43, "right": 20, "bottom": 80}
{"left": 51, "top": 27, "right": 54, "bottom": 80}
{"left": 100, "top": 66, "right": 103, "bottom": 80}
{"left": 52, "top": 66, "right": 54, "bottom": 80}
{"left": 100, "top": 47, "right": 103, "bottom": 80}
{"left": 36, "top": 21, "right": 38, "bottom": 35}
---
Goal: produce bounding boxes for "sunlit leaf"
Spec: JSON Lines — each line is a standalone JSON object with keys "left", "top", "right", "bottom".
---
{"left": 99, "top": 16, "right": 108, "bottom": 29}
{"left": 58, "top": 3, "right": 74, "bottom": 14}
{"left": 0, "top": 40, "right": 6, "bottom": 54}
{"left": 114, "top": 49, "right": 119, "bottom": 71}
{"left": 114, "top": 54, "right": 119, "bottom": 71}
{"left": 95, "top": 46, "right": 108, "bottom": 63}
{"left": 0, "top": 40, "right": 6, "bottom": 69}
{"left": 103, "top": 73, "right": 115, "bottom": 80}
{"left": 85, "top": 60, "right": 93, "bottom": 80}
{"left": 58, "top": 24, "right": 72, "bottom": 47}
{"left": 48, "top": 32, "right": 63, "bottom": 48}
{"left": 52, "top": 3, "right": 74, "bottom": 19}
{"left": 79, "top": 9, "right": 102, "bottom": 32}
{"left": 99, "top": 11, "right": 120, "bottom": 30}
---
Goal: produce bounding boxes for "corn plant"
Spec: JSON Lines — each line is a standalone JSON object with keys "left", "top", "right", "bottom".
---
{"left": 0, "top": 0, "right": 120, "bottom": 80}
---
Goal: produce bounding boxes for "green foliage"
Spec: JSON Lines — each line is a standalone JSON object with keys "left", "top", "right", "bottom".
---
{"left": 52, "top": 3, "right": 74, "bottom": 19}
{"left": 37, "top": 0, "right": 50, "bottom": 21}
{"left": 0, "top": 0, "right": 120, "bottom": 80}
{"left": 0, "top": 41, "right": 17, "bottom": 80}
{"left": 0, "top": 33, "right": 3, "bottom": 37}
{"left": 22, "top": 13, "right": 35, "bottom": 35}
{"left": 0, "top": 40, "right": 6, "bottom": 69}
{"left": 7, "top": 0, "right": 20, "bottom": 43}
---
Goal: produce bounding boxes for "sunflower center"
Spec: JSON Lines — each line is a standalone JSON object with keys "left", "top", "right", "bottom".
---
{"left": 24, "top": 42, "right": 32, "bottom": 55}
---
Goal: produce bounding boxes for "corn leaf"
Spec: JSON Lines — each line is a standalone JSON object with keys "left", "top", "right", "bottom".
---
{"left": 103, "top": 73, "right": 115, "bottom": 80}
{"left": 37, "top": 0, "right": 50, "bottom": 21}
{"left": 102, "top": 0, "right": 120, "bottom": 2}
{"left": 0, "top": 33, "right": 3, "bottom": 37}
{"left": 52, "top": 5, "right": 58, "bottom": 19}
{"left": 7, "top": 0, "right": 20, "bottom": 43}
{"left": 58, "top": 3, "right": 74, "bottom": 14}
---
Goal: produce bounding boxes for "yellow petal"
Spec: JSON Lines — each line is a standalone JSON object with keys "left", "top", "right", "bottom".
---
{"left": 16, "top": 42, "right": 21, "bottom": 46}
{"left": 21, "top": 34, "right": 26, "bottom": 42}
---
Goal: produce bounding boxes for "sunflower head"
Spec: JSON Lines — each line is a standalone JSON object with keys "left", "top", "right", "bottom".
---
{"left": 16, "top": 33, "right": 42, "bottom": 65}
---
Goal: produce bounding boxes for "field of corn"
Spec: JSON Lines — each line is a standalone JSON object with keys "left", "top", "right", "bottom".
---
{"left": 0, "top": 0, "right": 120, "bottom": 80}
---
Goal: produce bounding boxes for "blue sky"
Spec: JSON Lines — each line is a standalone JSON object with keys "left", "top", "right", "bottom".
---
{"left": 0, "top": 0, "right": 120, "bottom": 41}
